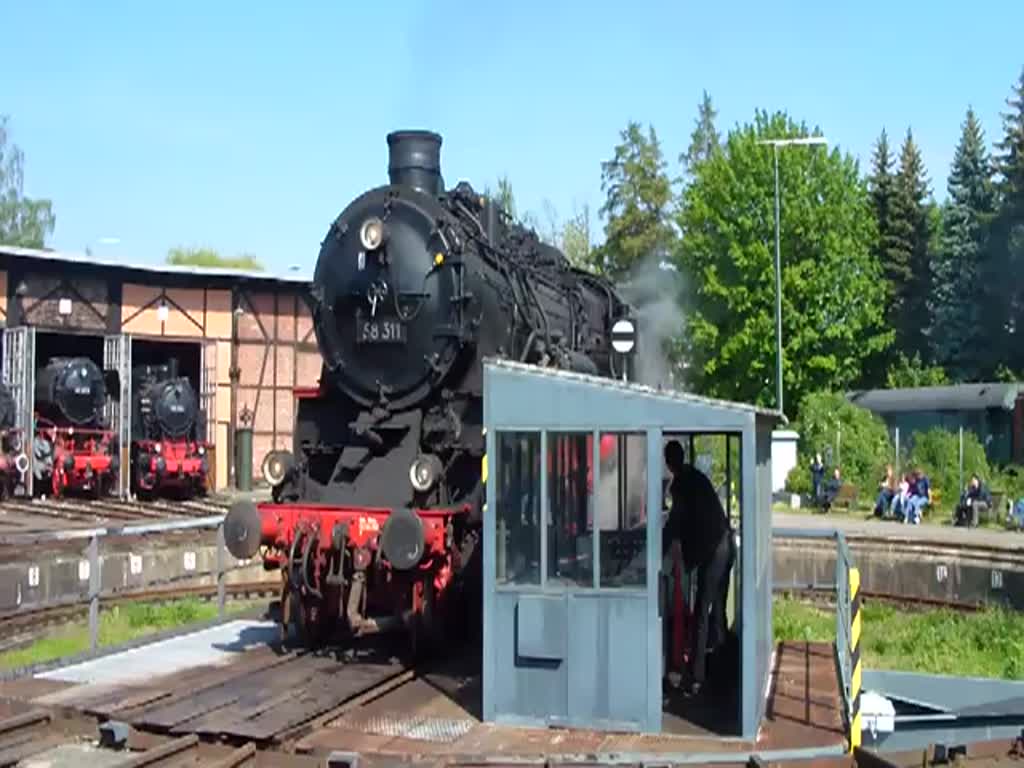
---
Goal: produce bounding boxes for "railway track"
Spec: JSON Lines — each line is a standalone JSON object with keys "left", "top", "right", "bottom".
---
{"left": 0, "top": 708, "right": 322, "bottom": 766}
{"left": 0, "top": 580, "right": 279, "bottom": 653}
{"left": 776, "top": 585, "right": 988, "bottom": 613}
{"left": 0, "top": 494, "right": 232, "bottom": 525}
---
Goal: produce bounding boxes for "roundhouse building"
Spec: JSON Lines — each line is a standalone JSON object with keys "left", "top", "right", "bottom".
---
{"left": 0, "top": 245, "right": 321, "bottom": 492}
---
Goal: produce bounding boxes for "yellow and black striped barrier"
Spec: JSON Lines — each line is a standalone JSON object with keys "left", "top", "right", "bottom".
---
{"left": 849, "top": 566, "right": 863, "bottom": 751}
{"left": 481, "top": 427, "right": 488, "bottom": 515}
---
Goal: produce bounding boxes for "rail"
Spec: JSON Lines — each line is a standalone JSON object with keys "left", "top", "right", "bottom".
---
{"left": 773, "top": 526, "right": 860, "bottom": 748}
{"left": 0, "top": 514, "right": 262, "bottom": 654}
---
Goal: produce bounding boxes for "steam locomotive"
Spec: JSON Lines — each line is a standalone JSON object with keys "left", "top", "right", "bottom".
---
{"left": 33, "top": 356, "right": 116, "bottom": 497}
{"left": 223, "top": 130, "right": 635, "bottom": 653}
{"left": 130, "top": 360, "right": 209, "bottom": 498}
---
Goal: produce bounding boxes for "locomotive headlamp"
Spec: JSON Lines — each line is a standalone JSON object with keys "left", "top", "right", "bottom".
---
{"left": 261, "top": 450, "right": 294, "bottom": 486}
{"left": 409, "top": 454, "right": 441, "bottom": 493}
{"left": 359, "top": 217, "right": 386, "bottom": 251}
{"left": 197, "top": 445, "right": 205, "bottom": 456}
{"left": 153, "top": 443, "right": 162, "bottom": 454}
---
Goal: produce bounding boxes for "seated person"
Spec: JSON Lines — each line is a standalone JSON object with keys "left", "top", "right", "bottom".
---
{"left": 955, "top": 474, "right": 992, "bottom": 527}
{"left": 663, "top": 440, "right": 735, "bottom": 694}
{"left": 874, "top": 464, "right": 897, "bottom": 517}
{"left": 904, "top": 469, "right": 931, "bottom": 525}
{"left": 820, "top": 467, "right": 843, "bottom": 513}
{"left": 891, "top": 474, "right": 911, "bottom": 521}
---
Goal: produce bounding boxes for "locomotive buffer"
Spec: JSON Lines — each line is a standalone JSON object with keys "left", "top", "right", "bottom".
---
{"left": 611, "top": 318, "right": 636, "bottom": 382}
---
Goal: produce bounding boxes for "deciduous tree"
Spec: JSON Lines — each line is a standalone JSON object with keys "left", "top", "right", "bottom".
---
{"left": 0, "top": 115, "right": 55, "bottom": 248}
{"left": 166, "top": 247, "right": 263, "bottom": 270}
{"left": 674, "top": 110, "right": 891, "bottom": 417}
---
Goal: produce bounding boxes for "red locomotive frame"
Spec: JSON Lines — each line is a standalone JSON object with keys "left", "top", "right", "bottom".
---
{"left": 133, "top": 437, "right": 209, "bottom": 494}
{"left": 230, "top": 402, "right": 622, "bottom": 651}
{"left": 34, "top": 418, "right": 115, "bottom": 498}
{"left": 238, "top": 497, "right": 473, "bottom": 652}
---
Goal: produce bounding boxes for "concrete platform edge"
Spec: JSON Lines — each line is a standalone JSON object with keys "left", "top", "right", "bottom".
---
{"left": 0, "top": 604, "right": 270, "bottom": 682}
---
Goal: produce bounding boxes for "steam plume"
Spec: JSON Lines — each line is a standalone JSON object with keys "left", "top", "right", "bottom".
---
{"left": 617, "top": 255, "right": 688, "bottom": 390}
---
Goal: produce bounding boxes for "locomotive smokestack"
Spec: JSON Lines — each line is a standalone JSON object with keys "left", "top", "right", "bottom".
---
{"left": 387, "top": 130, "right": 444, "bottom": 196}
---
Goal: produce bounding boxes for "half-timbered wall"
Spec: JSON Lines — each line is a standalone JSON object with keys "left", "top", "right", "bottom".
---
{"left": 14, "top": 273, "right": 115, "bottom": 332}
{"left": 234, "top": 288, "right": 321, "bottom": 482}
{"left": 0, "top": 249, "right": 318, "bottom": 493}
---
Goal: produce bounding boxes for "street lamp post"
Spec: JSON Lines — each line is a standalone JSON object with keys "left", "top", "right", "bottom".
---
{"left": 756, "top": 136, "right": 827, "bottom": 417}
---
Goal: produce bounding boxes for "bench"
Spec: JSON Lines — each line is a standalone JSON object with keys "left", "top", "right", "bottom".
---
{"left": 821, "top": 483, "right": 858, "bottom": 513}
{"left": 923, "top": 489, "right": 942, "bottom": 518}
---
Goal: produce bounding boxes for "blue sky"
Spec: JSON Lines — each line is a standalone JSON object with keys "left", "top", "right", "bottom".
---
{"left": 3, "top": 0, "right": 1023, "bottom": 276}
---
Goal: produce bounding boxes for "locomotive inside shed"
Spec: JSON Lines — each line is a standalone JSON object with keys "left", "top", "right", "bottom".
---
{"left": 130, "top": 339, "right": 201, "bottom": 393}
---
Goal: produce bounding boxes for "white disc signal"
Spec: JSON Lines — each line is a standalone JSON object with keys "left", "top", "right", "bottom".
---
{"left": 611, "top": 318, "right": 636, "bottom": 354}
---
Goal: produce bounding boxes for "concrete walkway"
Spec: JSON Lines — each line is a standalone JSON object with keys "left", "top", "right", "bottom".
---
{"left": 773, "top": 511, "right": 1024, "bottom": 550}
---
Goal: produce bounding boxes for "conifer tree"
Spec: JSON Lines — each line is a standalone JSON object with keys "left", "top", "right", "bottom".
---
{"left": 682, "top": 91, "right": 721, "bottom": 175}
{"left": 931, "top": 108, "right": 995, "bottom": 381}
{"left": 867, "top": 130, "right": 903, "bottom": 328}
{"left": 987, "top": 68, "right": 1024, "bottom": 374}
{"left": 593, "top": 121, "right": 676, "bottom": 278}
{"left": 889, "top": 129, "right": 933, "bottom": 362}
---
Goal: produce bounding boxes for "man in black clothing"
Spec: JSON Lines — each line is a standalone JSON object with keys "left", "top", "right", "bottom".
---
{"left": 663, "top": 440, "right": 735, "bottom": 692}
{"left": 956, "top": 474, "right": 993, "bottom": 527}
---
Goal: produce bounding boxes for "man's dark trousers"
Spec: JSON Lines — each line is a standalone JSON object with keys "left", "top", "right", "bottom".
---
{"left": 692, "top": 530, "right": 735, "bottom": 685}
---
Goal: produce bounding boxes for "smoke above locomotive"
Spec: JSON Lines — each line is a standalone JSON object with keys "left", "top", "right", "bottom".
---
{"left": 273, "top": 129, "right": 637, "bottom": 513}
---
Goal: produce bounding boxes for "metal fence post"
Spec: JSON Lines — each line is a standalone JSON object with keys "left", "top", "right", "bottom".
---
{"left": 894, "top": 427, "right": 900, "bottom": 478}
{"left": 88, "top": 534, "right": 100, "bottom": 652}
{"left": 216, "top": 521, "right": 226, "bottom": 618}
{"left": 959, "top": 426, "right": 964, "bottom": 493}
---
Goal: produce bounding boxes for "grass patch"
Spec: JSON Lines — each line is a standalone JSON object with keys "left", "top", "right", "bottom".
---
{"left": 0, "top": 598, "right": 264, "bottom": 671}
{"left": 774, "top": 595, "right": 1024, "bottom": 679}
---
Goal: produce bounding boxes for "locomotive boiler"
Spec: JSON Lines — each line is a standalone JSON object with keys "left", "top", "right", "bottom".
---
{"left": 33, "top": 356, "right": 116, "bottom": 497}
{"left": 224, "top": 130, "right": 635, "bottom": 653}
{"left": 130, "top": 360, "right": 209, "bottom": 498}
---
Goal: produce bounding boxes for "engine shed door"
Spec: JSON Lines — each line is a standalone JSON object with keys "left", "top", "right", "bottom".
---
{"left": 2, "top": 327, "right": 36, "bottom": 497}
{"left": 200, "top": 340, "right": 217, "bottom": 489}
{"left": 104, "top": 334, "right": 132, "bottom": 499}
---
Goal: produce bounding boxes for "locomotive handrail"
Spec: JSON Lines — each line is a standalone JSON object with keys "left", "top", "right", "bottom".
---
{"left": 771, "top": 526, "right": 857, "bottom": 740}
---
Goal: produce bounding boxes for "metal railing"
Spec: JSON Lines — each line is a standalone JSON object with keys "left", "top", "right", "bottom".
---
{"left": 0, "top": 514, "right": 263, "bottom": 653}
{"left": 772, "top": 526, "right": 857, "bottom": 727}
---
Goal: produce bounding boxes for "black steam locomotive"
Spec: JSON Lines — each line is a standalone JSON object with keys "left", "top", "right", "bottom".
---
{"left": 224, "top": 130, "right": 635, "bottom": 650}
{"left": 130, "top": 360, "right": 209, "bottom": 497}
{"left": 32, "top": 356, "right": 116, "bottom": 497}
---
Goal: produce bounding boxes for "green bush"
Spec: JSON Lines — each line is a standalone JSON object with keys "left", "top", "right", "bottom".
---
{"left": 785, "top": 463, "right": 812, "bottom": 496}
{"left": 988, "top": 464, "right": 1024, "bottom": 506}
{"left": 885, "top": 351, "right": 950, "bottom": 388}
{"left": 789, "top": 391, "right": 893, "bottom": 489}
{"left": 907, "top": 427, "right": 990, "bottom": 504}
